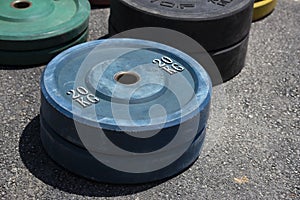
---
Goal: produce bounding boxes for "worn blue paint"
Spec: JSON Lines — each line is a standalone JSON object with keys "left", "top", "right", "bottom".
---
{"left": 40, "top": 39, "right": 212, "bottom": 183}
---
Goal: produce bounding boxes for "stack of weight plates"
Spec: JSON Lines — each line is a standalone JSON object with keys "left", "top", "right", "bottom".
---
{"left": 109, "top": 0, "right": 254, "bottom": 82}
{"left": 0, "top": 0, "right": 90, "bottom": 66}
{"left": 40, "top": 38, "right": 212, "bottom": 184}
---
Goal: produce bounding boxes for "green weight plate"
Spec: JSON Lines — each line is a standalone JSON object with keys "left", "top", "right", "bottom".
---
{"left": 0, "top": 0, "right": 90, "bottom": 51}
{"left": 0, "top": 28, "right": 88, "bottom": 66}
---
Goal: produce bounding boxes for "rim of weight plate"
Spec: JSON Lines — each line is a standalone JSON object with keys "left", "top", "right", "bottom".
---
{"left": 0, "top": 0, "right": 90, "bottom": 50}
{"left": 40, "top": 117, "right": 206, "bottom": 184}
{"left": 253, "top": 0, "right": 277, "bottom": 21}
{"left": 118, "top": 0, "right": 253, "bottom": 21}
{"left": 0, "top": 28, "right": 88, "bottom": 66}
{"left": 89, "top": 0, "right": 110, "bottom": 6}
{"left": 109, "top": 0, "right": 253, "bottom": 52}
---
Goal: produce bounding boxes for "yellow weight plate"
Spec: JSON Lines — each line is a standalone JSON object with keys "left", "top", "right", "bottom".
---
{"left": 253, "top": 0, "right": 277, "bottom": 21}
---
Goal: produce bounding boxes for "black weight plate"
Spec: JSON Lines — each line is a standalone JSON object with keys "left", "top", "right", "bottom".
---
{"left": 40, "top": 39, "right": 212, "bottom": 183}
{"left": 109, "top": 24, "right": 249, "bottom": 82}
{"left": 109, "top": 0, "right": 253, "bottom": 51}
{"left": 0, "top": 0, "right": 90, "bottom": 51}
{"left": 89, "top": 0, "right": 110, "bottom": 6}
{"left": 210, "top": 34, "right": 249, "bottom": 82}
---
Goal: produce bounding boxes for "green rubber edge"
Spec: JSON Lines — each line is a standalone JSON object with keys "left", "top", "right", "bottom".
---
{"left": 0, "top": 0, "right": 90, "bottom": 51}
{"left": 0, "top": 28, "right": 88, "bottom": 66}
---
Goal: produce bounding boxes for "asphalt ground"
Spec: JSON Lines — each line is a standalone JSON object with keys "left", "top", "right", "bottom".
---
{"left": 0, "top": 0, "right": 299, "bottom": 199}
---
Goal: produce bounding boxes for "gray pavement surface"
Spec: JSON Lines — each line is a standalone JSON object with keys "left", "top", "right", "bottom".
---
{"left": 1, "top": 0, "right": 299, "bottom": 199}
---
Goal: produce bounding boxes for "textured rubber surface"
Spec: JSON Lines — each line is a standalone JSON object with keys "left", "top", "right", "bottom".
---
{"left": 40, "top": 38, "right": 212, "bottom": 183}
{"left": 0, "top": 0, "right": 90, "bottom": 51}
{"left": 109, "top": 0, "right": 253, "bottom": 51}
{"left": 109, "top": 24, "right": 249, "bottom": 82}
{"left": 41, "top": 38, "right": 211, "bottom": 143}
{"left": 40, "top": 116, "right": 206, "bottom": 184}
{"left": 0, "top": 29, "right": 88, "bottom": 66}
{"left": 211, "top": 35, "right": 249, "bottom": 82}
{"left": 89, "top": 0, "right": 110, "bottom": 6}
{"left": 253, "top": 0, "right": 277, "bottom": 21}
{"left": 1, "top": 0, "right": 299, "bottom": 198}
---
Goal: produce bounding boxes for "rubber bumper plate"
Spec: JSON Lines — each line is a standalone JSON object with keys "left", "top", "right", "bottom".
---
{"left": 211, "top": 35, "right": 249, "bottom": 82}
{"left": 40, "top": 39, "right": 212, "bottom": 184}
{"left": 109, "top": 0, "right": 253, "bottom": 82}
{"left": 253, "top": 0, "right": 277, "bottom": 21}
{"left": 0, "top": 0, "right": 90, "bottom": 65}
{"left": 109, "top": 25, "right": 250, "bottom": 83}
{"left": 89, "top": 0, "right": 110, "bottom": 6}
{"left": 0, "top": 28, "right": 88, "bottom": 66}
{"left": 109, "top": 0, "right": 253, "bottom": 52}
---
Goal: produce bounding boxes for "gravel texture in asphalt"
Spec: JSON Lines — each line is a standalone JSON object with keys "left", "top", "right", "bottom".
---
{"left": 0, "top": 0, "right": 299, "bottom": 199}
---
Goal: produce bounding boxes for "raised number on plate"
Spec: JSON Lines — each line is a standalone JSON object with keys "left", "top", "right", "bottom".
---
{"left": 67, "top": 86, "right": 100, "bottom": 108}
{"left": 150, "top": 0, "right": 195, "bottom": 9}
{"left": 153, "top": 56, "right": 185, "bottom": 75}
{"left": 208, "top": 0, "right": 233, "bottom": 7}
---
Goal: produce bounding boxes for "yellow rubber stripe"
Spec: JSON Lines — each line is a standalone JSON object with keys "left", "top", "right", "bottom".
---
{"left": 253, "top": 0, "right": 277, "bottom": 21}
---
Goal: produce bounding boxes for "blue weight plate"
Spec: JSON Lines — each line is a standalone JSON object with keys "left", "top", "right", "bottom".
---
{"left": 40, "top": 39, "right": 211, "bottom": 182}
{"left": 40, "top": 116, "right": 206, "bottom": 184}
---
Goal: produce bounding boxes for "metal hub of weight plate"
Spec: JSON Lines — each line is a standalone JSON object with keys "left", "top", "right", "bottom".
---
{"left": 0, "top": 0, "right": 90, "bottom": 65}
{"left": 109, "top": 0, "right": 254, "bottom": 82}
{"left": 253, "top": 0, "right": 277, "bottom": 21}
{"left": 40, "top": 39, "right": 212, "bottom": 184}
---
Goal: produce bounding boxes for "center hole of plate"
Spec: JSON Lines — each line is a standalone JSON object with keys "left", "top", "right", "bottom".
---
{"left": 12, "top": 0, "right": 32, "bottom": 9}
{"left": 114, "top": 71, "right": 140, "bottom": 85}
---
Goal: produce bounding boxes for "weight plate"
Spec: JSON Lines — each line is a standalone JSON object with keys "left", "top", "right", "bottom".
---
{"left": 89, "top": 0, "right": 110, "bottom": 6}
{"left": 109, "top": 24, "right": 249, "bottom": 82}
{"left": 0, "top": 28, "right": 88, "bottom": 66}
{"left": 40, "top": 39, "right": 212, "bottom": 183}
{"left": 40, "top": 117, "right": 206, "bottom": 184}
{"left": 0, "top": 0, "right": 90, "bottom": 51}
{"left": 253, "top": 0, "right": 277, "bottom": 21}
{"left": 211, "top": 35, "right": 249, "bottom": 82}
{"left": 109, "top": 0, "right": 253, "bottom": 51}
